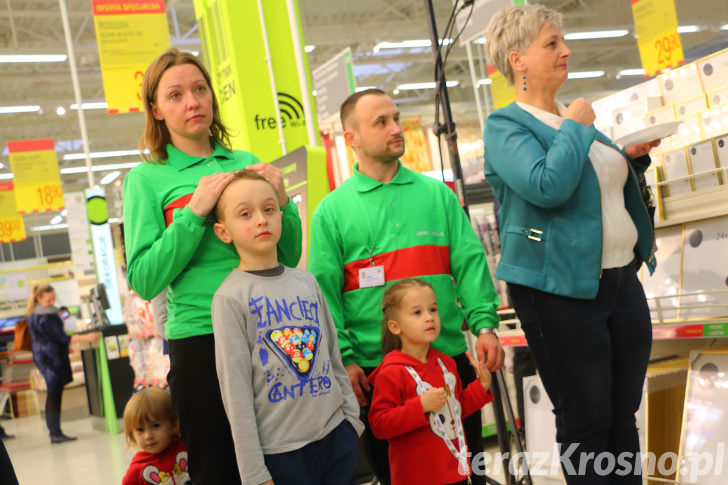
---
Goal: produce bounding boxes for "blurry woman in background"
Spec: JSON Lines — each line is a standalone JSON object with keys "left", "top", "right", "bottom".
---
{"left": 26, "top": 284, "right": 98, "bottom": 444}
{"left": 483, "top": 4, "right": 660, "bottom": 484}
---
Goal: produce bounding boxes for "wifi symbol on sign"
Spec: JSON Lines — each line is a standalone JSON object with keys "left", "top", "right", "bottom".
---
{"left": 277, "top": 92, "right": 304, "bottom": 120}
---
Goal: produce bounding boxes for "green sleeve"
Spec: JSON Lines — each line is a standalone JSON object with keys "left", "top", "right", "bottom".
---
{"left": 277, "top": 198, "right": 303, "bottom": 267}
{"left": 123, "top": 170, "right": 206, "bottom": 301}
{"left": 443, "top": 185, "right": 500, "bottom": 333}
{"left": 308, "top": 203, "right": 354, "bottom": 366}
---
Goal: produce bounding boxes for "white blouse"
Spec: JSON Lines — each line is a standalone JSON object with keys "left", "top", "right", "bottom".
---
{"left": 516, "top": 102, "right": 638, "bottom": 269}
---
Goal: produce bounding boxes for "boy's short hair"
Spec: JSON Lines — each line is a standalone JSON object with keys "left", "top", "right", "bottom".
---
{"left": 123, "top": 387, "right": 180, "bottom": 447}
{"left": 212, "top": 169, "right": 273, "bottom": 222}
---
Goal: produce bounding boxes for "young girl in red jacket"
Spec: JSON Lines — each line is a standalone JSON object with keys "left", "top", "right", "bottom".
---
{"left": 368, "top": 278, "right": 494, "bottom": 485}
{"left": 122, "top": 388, "right": 190, "bottom": 485}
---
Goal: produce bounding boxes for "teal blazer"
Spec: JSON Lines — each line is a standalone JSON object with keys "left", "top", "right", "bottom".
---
{"left": 483, "top": 102, "right": 656, "bottom": 299}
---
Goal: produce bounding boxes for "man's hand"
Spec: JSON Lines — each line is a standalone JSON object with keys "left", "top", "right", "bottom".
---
{"left": 466, "top": 351, "right": 492, "bottom": 390}
{"left": 475, "top": 332, "right": 505, "bottom": 372}
{"left": 346, "top": 363, "right": 370, "bottom": 406}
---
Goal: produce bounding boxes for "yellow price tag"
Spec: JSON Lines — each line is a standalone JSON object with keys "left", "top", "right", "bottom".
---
{"left": 92, "top": 0, "right": 171, "bottom": 113}
{"left": 488, "top": 64, "right": 516, "bottom": 110}
{"left": 7, "top": 139, "right": 65, "bottom": 213}
{"left": 0, "top": 182, "right": 27, "bottom": 243}
{"left": 631, "top": 0, "right": 684, "bottom": 77}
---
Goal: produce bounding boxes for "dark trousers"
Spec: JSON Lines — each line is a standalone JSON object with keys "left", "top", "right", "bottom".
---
{"left": 168, "top": 334, "right": 240, "bottom": 484}
{"left": 508, "top": 264, "right": 652, "bottom": 484}
{"left": 0, "top": 437, "right": 18, "bottom": 485}
{"left": 45, "top": 389, "right": 63, "bottom": 436}
{"left": 264, "top": 419, "right": 358, "bottom": 485}
{"left": 361, "top": 352, "right": 486, "bottom": 485}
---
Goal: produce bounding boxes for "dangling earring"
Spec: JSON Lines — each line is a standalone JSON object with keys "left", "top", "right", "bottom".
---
{"left": 522, "top": 74, "right": 527, "bottom": 92}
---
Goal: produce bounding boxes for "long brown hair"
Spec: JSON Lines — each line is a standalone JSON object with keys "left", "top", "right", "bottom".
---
{"left": 139, "top": 48, "right": 231, "bottom": 163}
{"left": 380, "top": 278, "right": 434, "bottom": 355}
{"left": 26, "top": 284, "right": 54, "bottom": 315}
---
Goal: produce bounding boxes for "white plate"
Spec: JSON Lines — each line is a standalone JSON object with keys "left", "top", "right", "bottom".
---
{"left": 613, "top": 120, "right": 683, "bottom": 146}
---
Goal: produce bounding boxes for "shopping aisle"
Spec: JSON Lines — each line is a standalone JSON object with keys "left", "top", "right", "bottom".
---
{"left": 2, "top": 416, "right": 134, "bottom": 484}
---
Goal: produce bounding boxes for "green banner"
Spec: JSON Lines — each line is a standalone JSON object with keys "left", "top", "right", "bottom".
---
{"left": 193, "top": 0, "right": 319, "bottom": 161}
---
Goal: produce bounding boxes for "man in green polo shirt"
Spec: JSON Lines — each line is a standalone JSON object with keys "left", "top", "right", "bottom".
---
{"left": 309, "top": 89, "right": 504, "bottom": 485}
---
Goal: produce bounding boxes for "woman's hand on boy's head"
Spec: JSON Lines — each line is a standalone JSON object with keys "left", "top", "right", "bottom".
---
{"left": 246, "top": 163, "right": 288, "bottom": 208}
{"left": 420, "top": 387, "right": 448, "bottom": 413}
{"left": 188, "top": 172, "right": 236, "bottom": 217}
{"left": 466, "top": 351, "right": 492, "bottom": 390}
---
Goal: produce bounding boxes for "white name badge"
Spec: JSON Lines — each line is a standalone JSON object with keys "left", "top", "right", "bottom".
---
{"left": 359, "top": 265, "right": 385, "bottom": 288}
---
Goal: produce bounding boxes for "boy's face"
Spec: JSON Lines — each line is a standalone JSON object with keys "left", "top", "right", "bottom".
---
{"left": 214, "top": 178, "right": 282, "bottom": 257}
{"left": 133, "top": 418, "right": 177, "bottom": 455}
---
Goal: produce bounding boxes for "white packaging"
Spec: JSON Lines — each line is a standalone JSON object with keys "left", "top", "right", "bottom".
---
{"left": 612, "top": 100, "right": 650, "bottom": 139}
{"left": 646, "top": 104, "right": 677, "bottom": 126}
{"left": 697, "top": 49, "right": 728, "bottom": 93}
{"left": 687, "top": 141, "right": 719, "bottom": 190}
{"left": 659, "top": 64, "right": 704, "bottom": 105}
{"left": 701, "top": 106, "right": 728, "bottom": 138}
{"left": 707, "top": 86, "right": 728, "bottom": 108}
{"left": 671, "top": 114, "right": 702, "bottom": 148}
{"left": 675, "top": 94, "right": 708, "bottom": 119}
{"left": 715, "top": 136, "right": 728, "bottom": 167}
{"left": 661, "top": 149, "right": 692, "bottom": 196}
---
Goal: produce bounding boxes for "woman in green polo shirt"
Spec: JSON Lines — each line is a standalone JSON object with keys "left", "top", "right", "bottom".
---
{"left": 122, "top": 48, "right": 302, "bottom": 484}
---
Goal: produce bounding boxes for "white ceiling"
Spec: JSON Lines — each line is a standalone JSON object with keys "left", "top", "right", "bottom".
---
{"left": 1, "top": 0, "right": 727, "bottom": 198}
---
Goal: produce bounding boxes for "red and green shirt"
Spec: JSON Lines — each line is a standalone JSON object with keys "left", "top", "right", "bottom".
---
{"left": 123, "top": 143, "right": 302, "bottom": 339}
{"left": 309, "top": 162, "right": 499, "bottom": 367}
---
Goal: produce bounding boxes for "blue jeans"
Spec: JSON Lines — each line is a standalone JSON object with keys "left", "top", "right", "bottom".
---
{"left": 508, "top": 264, "right": 652, "bottom": 484}
{"left": 264, "top": 419, "right": 358, "bottom": 485}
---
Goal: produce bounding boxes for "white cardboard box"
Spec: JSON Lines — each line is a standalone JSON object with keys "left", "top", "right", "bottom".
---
{"left": 701, "top": 106, "right": 728, "bottom": 138}
{"left": 675, "top": 94, "right": 708, "bottom": 119}
{"left": 646, "top": 105, "right": 677, "bottom": 126}
{"left": 715, "top": 136, "right": 728, "bottom": 167}
{"left": 707, "top": 85, "right": 728, "bottom": 108}
{"left": 662, "top": 148, "right": 692, "bottom": 196}
{"left": 659, "top": 64, "right": 704, "bottom": 105}
{"left": 697, "top": 48, "right": 728, "bottom": 93}
{"left": 687, "top": 140, "right": 719, "bottom": 190}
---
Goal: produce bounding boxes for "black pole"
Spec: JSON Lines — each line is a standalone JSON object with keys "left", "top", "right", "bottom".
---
{"left": 423, "top": 0, "right": 469, "bottom": 216}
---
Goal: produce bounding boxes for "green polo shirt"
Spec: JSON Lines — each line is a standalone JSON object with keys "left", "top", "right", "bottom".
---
{"left": 309, "top": 162, "right": 499, "bottom": 367}
{"left": 123, "top": 143, "right": 302, "bottom": 339}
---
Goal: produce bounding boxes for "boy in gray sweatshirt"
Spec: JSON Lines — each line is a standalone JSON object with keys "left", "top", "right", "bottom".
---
{"left": 211, "top": 170, "right": 364, "bottom": 485}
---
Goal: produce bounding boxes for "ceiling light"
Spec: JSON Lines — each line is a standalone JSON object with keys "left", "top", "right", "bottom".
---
{"left": 0, "top": 174, "right": 11, "bottom": 180}
{"left": 50, "top": 215, "right": 63, "bottom": 225}
{"left": 472, "top": 37, "right": 486, "bottom": 45}
{"left": 305, "top": 45, "right": 315, "bottom": 53}
{"left": 62, "top": 149, "right": 144, "bottom": 161}
{"left": 396, "top": 80, "right": 459, "bottom": 90}
{"left": 373, "top": 39, "right": 451, "bottom": 52}
{"left": 721, "top": 24, "right": 728, "bottom": 30}
{"left": 0, "top": 105, "right": 41, "bottom": 114}
{"left": 32, "top": 223, "right": 69, "bottom": 231}
{"left": 564, "top": 29, "right": 629, "bottom": 40}
{"left": 393, "top": 89, "right": 400, "bottom": 95}
{"left": 677, "top": 25, "right": 700, "bottom": 33}
{"left": 618, "top": 68, "right": 646, "bottom": 76}
{"left": 60, "top": 161, "right": 141, "bottom": 174}
{"left": 567, "top": 70, "right": 606, "bottom": 79}
{"left": 56, "top": 106, "right": 66, "bottom": 116}
{"left": 70, "top": 102, "right": 108, "bottom": 110}
{"left": 100, "top": 171, "right": 121, "bottom": 185}
{"left": 355, "top": 86, "right": 376, "bottom": 92}
{"left": 61, "top": 209, "right": 68, "bottom": 216}
{"left": 477, "top": 78, "right": 492, "bottom": 85}
{"left": 0, "top": 54, "right": 67, "bottom": 63}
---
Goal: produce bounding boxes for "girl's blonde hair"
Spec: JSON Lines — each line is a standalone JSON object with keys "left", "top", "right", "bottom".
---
{"left": 123, "top": 387, "right": 180, "bottom": 448}
{"left": 381, "top": 278, "right": 434, "bottom": 355}
{"left": 26, "top": 284, "right": 54, "bottom": 315}
{"left": 139, "top": 48, "right": 231, "bottom": 163}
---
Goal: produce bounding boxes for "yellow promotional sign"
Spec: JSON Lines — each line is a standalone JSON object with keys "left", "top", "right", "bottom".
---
{"left": 631, "top": 0, "right": 684, "bottom": 77}
{"left": 91, "top": 0, "right": 171, "bottom": 113}
{"left": 7, "top": 139, "right": 65, "bottom": 214}
{"left": 400, "top": 119, "right": 433, "bottom": 173}
{"left": 488, "top": 64, "right": 516, "bottom": 110}
{"left": 0, "top": 182, "right": 27, "bottom": 243}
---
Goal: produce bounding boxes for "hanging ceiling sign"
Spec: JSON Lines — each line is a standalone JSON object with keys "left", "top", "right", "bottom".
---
{"left": 312, "top": 48, "right": 355, "bottom": 125}
{"left": 631, "top": 0, "right": 684, "bottom": 77}
{"left": 487, "top": 64, "right": 515, "bottom": 110}
{"left": 91, "top": 0, "right": 171, "bottom": 114}
{"left": 0, "top": 182, "right": 26, "bottom": 243}
{"left": 7, "top": 139, "right": 65, "bottom": 214}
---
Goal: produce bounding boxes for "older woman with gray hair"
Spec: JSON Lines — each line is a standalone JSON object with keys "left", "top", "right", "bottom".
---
{"left": 483, "top": 4, "right": 660, "bottom": 484}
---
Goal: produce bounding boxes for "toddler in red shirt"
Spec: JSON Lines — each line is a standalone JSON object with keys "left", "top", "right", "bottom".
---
{"left": 368, "top": 278, "right": 494, "bottom": 485}
{"left": 122, "top": 388, "right": 190, "bottom": 485}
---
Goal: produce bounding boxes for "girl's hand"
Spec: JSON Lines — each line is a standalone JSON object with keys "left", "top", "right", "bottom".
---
{"left": 466, "top": 351, "right": 492, "bottom": 390}
{"left": 246, "top": 162, "right": 289, "bottom": 208}
{"left": 624, "top": 139, "right": 661, "bottom": 159}
{"left": 420, "top": 387, "right": 448, "bottom": 412}
{"left": 187, "top": 172, "right": 236, "bottom": 217}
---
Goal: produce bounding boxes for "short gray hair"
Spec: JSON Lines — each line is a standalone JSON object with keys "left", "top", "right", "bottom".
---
{"left": 484, "top": 4, "right": 563, "bottom": 85}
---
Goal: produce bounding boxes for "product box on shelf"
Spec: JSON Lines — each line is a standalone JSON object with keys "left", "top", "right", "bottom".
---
{"left": 624, "top": 77, "right": 663, "bottom": 105}
{"left": 661, "top": 149, "right": 693, "bottom": 196}
{"left": 675, "top": 95, "right": 708, "bottom": 120}
{"left": 671, "top": 115, "right": 703, "bottom": 149}
{"left": 715, "top": 136, "right": 728, "bottom": 167}
{"left": 701, "top": 106, "right": 728, "bottom": 139}
{"left": 707, "top": 86, "right": 728, "bottom": 108}
{"left": 687, "top": 141, "right": 721, "bottom": 190}
{"left": 612, "top": 98, "right": 662, "bottom": 140}
{"left": 659, "top": 64, "right": 704, "bottom": 105}
{"left": 646, "top": 105, "right": 677, "bottom": 126}
{"left": 696, "top": 48, "right": 728, "bottom": 94}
